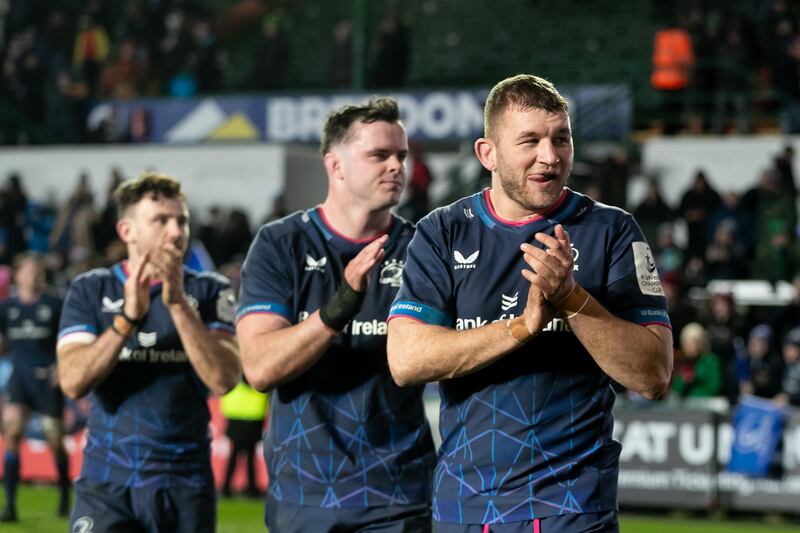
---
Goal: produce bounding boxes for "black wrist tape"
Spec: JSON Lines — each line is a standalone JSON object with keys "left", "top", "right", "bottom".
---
{"left": 319, "top": 281, "right": 365, "bottom": 332}
{"left": 120, "top": 309, "right": 140, "bottom": 325}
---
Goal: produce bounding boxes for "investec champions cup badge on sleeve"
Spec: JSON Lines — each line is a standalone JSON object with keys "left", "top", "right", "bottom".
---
{"left": 632, "top": 242, "right": 663, "bottom": 296}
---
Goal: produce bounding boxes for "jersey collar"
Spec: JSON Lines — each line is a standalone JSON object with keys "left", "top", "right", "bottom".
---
{"left": 473, "top": 187, "right": 584, "bottom": 232}
{"left": 309, "top": 206, "right": 404, "bottom": 249}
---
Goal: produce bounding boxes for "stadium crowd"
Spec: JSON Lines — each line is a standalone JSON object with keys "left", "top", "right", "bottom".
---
{"left": 652, "top": 0, "right": 800, "bottom": 134}
{"left": 0, "top": 0, "right": 410, "bottom": 144}
{"left": 7, "top": 0, "right": 800, "bottom": 142}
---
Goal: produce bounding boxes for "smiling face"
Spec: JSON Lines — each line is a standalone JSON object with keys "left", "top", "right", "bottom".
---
{"left": 325, "top": 119, "right": 408, "bottom": 211}
{"left": 488, "top": 105, "right": 574, "bottom": 213}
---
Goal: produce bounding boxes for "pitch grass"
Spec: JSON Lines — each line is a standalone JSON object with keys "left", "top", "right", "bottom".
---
{"left": 4, "top": 484, "right": 800, "bottom": 532}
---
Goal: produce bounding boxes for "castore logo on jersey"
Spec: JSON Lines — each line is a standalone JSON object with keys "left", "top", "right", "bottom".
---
{"left": 453, "top": 250, "right": 479, "bottom": 270}
{"left": 101, "top": 297, "right": 124, "bottom": 313}
{"left": 304, "top": 254, "right": 327, "bottom": 273}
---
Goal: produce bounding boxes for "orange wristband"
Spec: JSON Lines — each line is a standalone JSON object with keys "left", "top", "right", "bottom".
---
{"left": 112, "top": 314, "right": 135, "bottom": 337}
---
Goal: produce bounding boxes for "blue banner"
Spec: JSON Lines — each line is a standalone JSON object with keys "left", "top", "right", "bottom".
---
{"left": 728, "top": 395, "right": 787, "bottom": 477}
{"left": 93, "top": 86, "right": 631, "bottom": 144}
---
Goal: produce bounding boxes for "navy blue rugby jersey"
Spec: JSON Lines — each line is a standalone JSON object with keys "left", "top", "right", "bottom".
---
{"left": 388, "top": 188, "right": 671, "bottom": 524}
{"left": 237, "top": 207, "right": 435, "bottom": 508}
{"left": 57, "top": 263, "right": 236, "bottom": 489}
{"left": 0, "top": 293, "right": 62, "bottom": 368}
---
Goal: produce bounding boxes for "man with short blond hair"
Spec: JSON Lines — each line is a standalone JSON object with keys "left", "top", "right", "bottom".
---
{"left": 387, "top": 74, "right": 673, "bottom": 532}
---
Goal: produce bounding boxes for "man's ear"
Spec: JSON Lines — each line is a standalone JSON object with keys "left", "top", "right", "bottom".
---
{"left": 323, "top": 151, "right": 344, "bottom": 182}
{"left": 116, "top": 217, "right": 133, "bottom": 244}
{"left": 474, "top": 137, "right": 497, "bottom": 173}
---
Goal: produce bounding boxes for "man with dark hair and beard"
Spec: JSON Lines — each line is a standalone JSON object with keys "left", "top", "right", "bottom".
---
{"left": 386, "top": 74, "right": 673, "bottom": 533}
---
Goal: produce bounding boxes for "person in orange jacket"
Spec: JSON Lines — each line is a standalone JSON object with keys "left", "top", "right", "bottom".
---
{"left": 652, "top": 17, "right": 696, "bottom": 134}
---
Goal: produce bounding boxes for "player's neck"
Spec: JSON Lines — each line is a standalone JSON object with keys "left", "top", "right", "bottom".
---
{"left": 489, "top": 188, "right": 550, "bottom": 222}
{"left": 319, "top": 198, "right": 393, "bottom": 241}
{"left": 17, "top": 286, "right": 40, "bottom": 303}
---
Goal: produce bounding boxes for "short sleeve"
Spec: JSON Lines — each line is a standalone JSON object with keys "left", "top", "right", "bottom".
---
{"left": 198, "top": 274, "right": 236, "bottom": 335}
{"left": 606, "top": 213, "right": 671, "bottom": 328}
{"left": 57, "top": 277, "right": 101, "bottom": 350}
{"left": 388, "top": 213, "right": 454, "bottom": 327}
{"left": 237, "top": 225, "right": 294, "bottom": 323}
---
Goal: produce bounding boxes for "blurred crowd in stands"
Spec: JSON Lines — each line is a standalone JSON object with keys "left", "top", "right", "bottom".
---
{"left": 9, "top": 0, "right": 800, "bottom": 143}
{"left": 620, "top": 143, "right": 800, "bottom": 408}
{"left": 0, "top": 0, "right": 410, "bottom": 144}
{"left": 0, "top": 167, "right": 264, "bottom": 297}
{"left": 652, "top": 0, "right": 800, "bottom": 134}
{"left": 4, "top": 0, "right": 800, "bottom": 143}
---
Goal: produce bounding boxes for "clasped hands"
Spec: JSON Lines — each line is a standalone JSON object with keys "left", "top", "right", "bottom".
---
{"left": 518, "top": 224, "right": 581, "bottom": 336}
{"left": 123, "top": 240, "right": 187, "bottom": 321}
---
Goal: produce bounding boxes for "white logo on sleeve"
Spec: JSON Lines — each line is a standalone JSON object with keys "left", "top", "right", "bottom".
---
{"left": 453, "top": 250, "right": 479, "bottom": 269}
{"left": 379, "top": 259, "right": 404, "bottom": 287}
{"left": 632, "top": 242, "right": 664, "bottom": 296}
{"left": 215, "top": 288, "right": 236, "bottom": 322}
{"left": 72, "top": 516, "right": 94, "bottom": 533}
{"left": 304, "top": 254, "right": 327, "bottom": 273}
{"left": 101, "top": 297, "right": 124, "bottom": 313}
{"left": 137, "top": 331, "right": 158, "bottom": 347}
{"left": 186, "top": 295, "right": 199, "bottom": 310}
{"left": 501, "top": 292, "right": 519, "bottom": 311}
{"left": 464, "top": 207, "right": 474, "bottom": 219}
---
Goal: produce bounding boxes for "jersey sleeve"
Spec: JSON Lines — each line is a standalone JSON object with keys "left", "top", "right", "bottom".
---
{"left": 388, "top": 213, "right": 455, "bottom": 327}
{"left": 198, "top": 274, "right": 237, "bottom": 336}
{"left": 57, "top": 277, "right": 101, "bottom": 350}
{"left": 236, "top": 225, "right": 294, "bottom": 324}
{"left": 605, "top": 213, "right": 671, "bottom": 328}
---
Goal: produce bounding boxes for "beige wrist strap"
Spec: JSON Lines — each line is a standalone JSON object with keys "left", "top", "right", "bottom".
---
{"left": 506, "top": 316, "right": 536, "bottom": 344}
{"left": 557, "top": 284, "right": 591, "bottom": 319}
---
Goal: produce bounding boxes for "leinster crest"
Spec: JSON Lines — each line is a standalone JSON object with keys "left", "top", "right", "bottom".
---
{"left": 379, "top": 259, "right": 404, "bottom": 288}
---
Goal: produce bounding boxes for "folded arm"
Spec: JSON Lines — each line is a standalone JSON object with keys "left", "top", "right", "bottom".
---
{"left": 523, "top": 224, "right": 673, "bottom": 399}
{"left": 565, "top": 294, "right": 673, "bottom": 398}
{"left": 387, "top": 318, "right": 519, "bottom": 386}
{"left": 237, "top": 311, "right": 337, "bottom": 392}
{"left": 388, "top": 284, "right": 554, "bottom": 386}
{"left": 57, "top": 328, "right": 129, "bottom": 399}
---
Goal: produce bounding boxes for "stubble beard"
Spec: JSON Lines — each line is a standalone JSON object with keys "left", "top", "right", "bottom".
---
{"left": 497, "top": 164, "right": 564, "bottom": 213}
